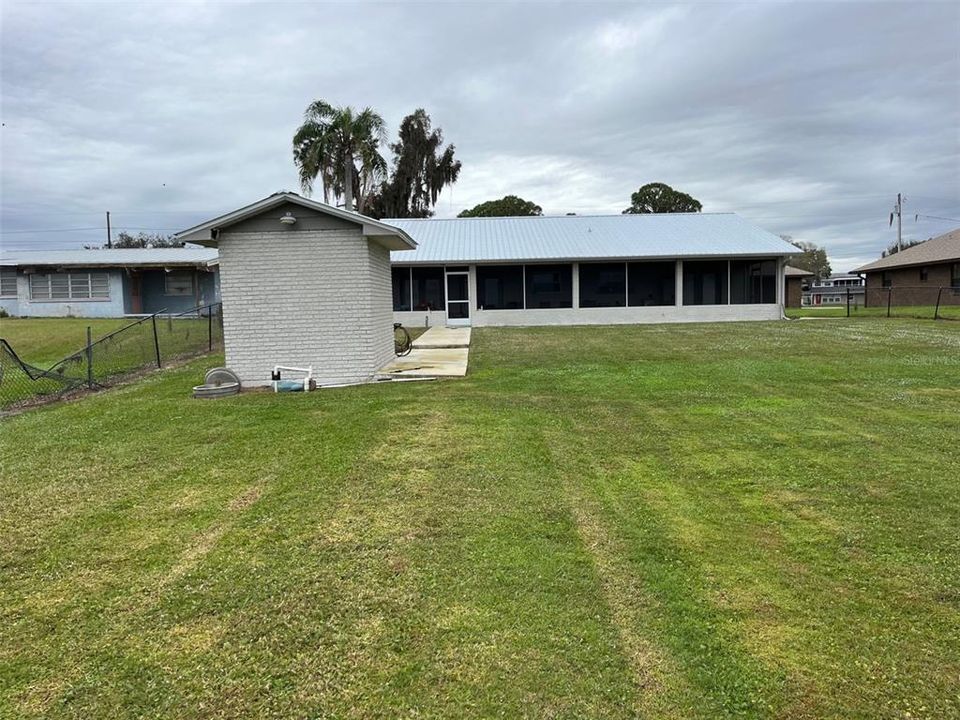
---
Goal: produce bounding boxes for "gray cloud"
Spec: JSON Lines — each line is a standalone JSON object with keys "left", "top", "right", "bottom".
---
{"left": 2, "top": 1, "right": 958, "bottom": 271}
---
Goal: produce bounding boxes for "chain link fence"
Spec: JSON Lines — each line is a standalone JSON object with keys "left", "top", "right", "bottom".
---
{"left": 859, "top": 286, "right": 960, "bottom": 320}
{"left": 1, "top": 303, "right": 223, "bottom": 411}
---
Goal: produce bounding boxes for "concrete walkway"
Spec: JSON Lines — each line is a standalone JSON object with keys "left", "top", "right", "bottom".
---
{"left": 412, "top": 326, "right": 471, "bottom": 349}
{"left": 378, "top": 326, "right": 471, "bottom": 379}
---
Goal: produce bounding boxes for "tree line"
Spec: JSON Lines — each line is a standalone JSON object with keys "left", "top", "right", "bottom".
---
{"left": 292, "top": 100, "right": 712, "bottom": 220}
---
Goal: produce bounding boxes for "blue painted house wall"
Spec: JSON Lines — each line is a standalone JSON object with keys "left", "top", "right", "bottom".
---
{"left": 1, "top": 267, "right": 220, "bottom": 318}
{"left": 1, "top": 269, "right": 128, "bottom": 318}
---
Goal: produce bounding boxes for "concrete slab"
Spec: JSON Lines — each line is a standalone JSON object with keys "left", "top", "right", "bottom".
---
{"left": 377, "top": 347, "right": 469, "bottom": 378}
{"left": 412, "top": 326, "right": 471, "bottom": 349}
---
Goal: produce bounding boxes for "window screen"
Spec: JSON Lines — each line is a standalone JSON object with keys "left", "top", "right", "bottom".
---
{"left": 29, "top": 272, "right": 110, "bottom": 300}
{"left": 165, "top": 270, "right": 194, "bottom": 296}
{"left": 477, "top": 265, "right": 524, "bottom": 309}
{"left": 730, "top": 259, "right": 776, "bottom": 304}
{"left": 683, "top": 261, "right": 728, "bottom": 305}
{"left": 579, "top": 263, "right": 626, "bottom": 308}
{"left": 392, "top": 267, "right": 412, "bottom": 311}
{"left": 412, "top": 267, "right": 445, "bottom": 311}
{"left": 627, "top": 262, "right": 675, "bottom": 306}
{"left": 0, "top": 269, "right": 16, "bottom": 298}
{"left": 525, "top": 264, "right": 572, "bottom": 309}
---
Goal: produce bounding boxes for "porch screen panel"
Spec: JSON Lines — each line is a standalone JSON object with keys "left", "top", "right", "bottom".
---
{"left": 730, "top": 259, "right": 777, "bottom": 304}
{"left": 627, "top": 262, "right": 676, "bottom": 306}
{"left": 477, "top": 265, "right": 524, "bottom": 309}
{"left": 525, "top": 264, "right": 572, "bottom": 309}
{"left": 579, "top": 263, "right": 626, "bottom": 307}
{"left": 683, "top": 260, "right": 729, "bottom": 305}
{"left": 392, "top": 267, "right": 412, "bottom": 311}
{"left": 412, "top": 267, "right": 445, "bottom": 311}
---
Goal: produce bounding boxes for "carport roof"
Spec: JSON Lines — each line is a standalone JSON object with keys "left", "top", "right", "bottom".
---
{"left": 0, "top": 248, "right": 219, "bottom": 268}
{"left": 386, "top": 212, "right": 799, "bottom": 264}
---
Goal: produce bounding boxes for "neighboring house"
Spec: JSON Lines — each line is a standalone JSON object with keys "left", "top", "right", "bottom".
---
{"left": 0, "top": 249, "right": 219, "bottom": 318}
{"left": 387, "top": 213, "right": 800, "bottom": 327}
{"left": 854, "top": 228, "right": 960, "bottom": 307}
{"left": 784, "top": 265, "right": 814, "bottom": 308}
{"left": 802, "top": 273, "right": 865, "bottom": 308}
{"left": 175, "top": 192, "right": 416, "bottom": 387}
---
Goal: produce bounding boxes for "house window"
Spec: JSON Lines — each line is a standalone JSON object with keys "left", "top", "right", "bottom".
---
{"left": 392, "top": 267, "right": 412, "bottom": 311}
{"left": 0, "top": 268, "right": 16, "bottom": 298}
{"left": 730, "top": 259, "right": 777, "bottom": 304}
{"left": 165, "top": 270, "right": 194, "bottom": 296}
{"left": 477, "top": 265, "right": 524, "bottom": 309}
{"left": 881, "top": 272, "right": 892, "bottom": 288}
{"left": 952, "top": 263, "right": 960, "bottom": 290}
{"left": 683, "top": 260, "right": 728, "bottom": 305}
{"left": 29, "top": 272, "right": 110, "bottom": 300}
{"left": 920, "top": 267, "right": 929, "bottom": 283}
{"left": 579, "top": 263, "right": 626, "bottom": 308}
{"left": 525, "top": 264, "right": 572, "bottom": 308}
{"left": 412, "top": 266, "right": 445, "bottom": 311}
{"left": 627, "top": 261, "right": 675, "bottom": 306}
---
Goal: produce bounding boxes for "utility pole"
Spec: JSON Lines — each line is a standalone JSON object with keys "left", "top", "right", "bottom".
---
{"left": 889, "top": 194, "right": 903, "bottom": 252}
{"left": 106, "top": 211, "right": 112, "bottom": 248}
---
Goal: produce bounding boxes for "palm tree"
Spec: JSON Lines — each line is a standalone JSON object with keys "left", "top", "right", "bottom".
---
{"left": 292, "top": 101, "right": 387, "bottom": 213}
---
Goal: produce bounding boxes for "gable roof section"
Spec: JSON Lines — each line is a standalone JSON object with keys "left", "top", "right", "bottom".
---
{"left": 0, "top": 248, "right": 219, "bottom": 268}
{"left": 855, "top": 228, "right": 960, "bottom": 272}
{"left": 386, "top": 213, "right": 799, "bottom": 264}
{"left": 175, "top": 191, "right": 416, "bottom": 250}
{"left": 784, "top": 265, "right": 814, "bottom": 277}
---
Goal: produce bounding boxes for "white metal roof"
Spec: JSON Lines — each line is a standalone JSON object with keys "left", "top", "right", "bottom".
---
{"left": 386, "top": 213, "right": 799, "bottom": 264}
{"left": 175, "top": 191, "right": 417, "bottom": 250}
{"left": 0, "top": 248, "right": 219, "bottom": 268}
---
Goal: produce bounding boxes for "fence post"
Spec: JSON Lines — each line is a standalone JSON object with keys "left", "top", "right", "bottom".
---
{"left": 151, "top": 315, "right": 162, "bottom": 368}
{"left": 85, "top": 326, "right": 94, "bottom": 389}
{"left": 846, "top": 288, "right": 850, "bottom": 317}
{"left": 208, "top": 307, "right": 213, "bottom": 351}
{"left": 934, "top": 287, "right": 943, "bottom": 320}
{"left": 886, "top": 287, "right": 892, "bottom": 318}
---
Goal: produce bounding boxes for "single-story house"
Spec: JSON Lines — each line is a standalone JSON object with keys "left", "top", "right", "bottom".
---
{"left": 386, "top": 213, "right": 800, "bottom": 327}
{"left": 0, "top": 249, "right": 220, "bottom": 318}
{"left": 784, "top": 265, "right": 813, "bottom": 308}
{"left": 855, "top": 228, "right": 960, "bottom": 307}
{"left": 175, "top": 192, "right": 416, "bottom": 387}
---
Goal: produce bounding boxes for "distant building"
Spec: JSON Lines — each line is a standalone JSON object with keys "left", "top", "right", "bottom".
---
{"left": 854, "top": 228, "right": 960, "bottom": 307}
{"left": 784, "top": 265, "right": 813, "bottom": 308}
{"left": 0, "top": 249, "right": 219, "bottom": 318}
{"left": 802, "top": 273, "right": 865, "bottom": 308}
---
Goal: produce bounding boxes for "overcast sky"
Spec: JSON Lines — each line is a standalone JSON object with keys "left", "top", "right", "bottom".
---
{"left": 1, "top": 1, "right": 958, "bottom": 270}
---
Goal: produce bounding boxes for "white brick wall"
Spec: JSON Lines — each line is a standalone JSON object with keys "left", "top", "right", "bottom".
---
{"left": 218, "top": 229, "right": 396, "bottom": 386}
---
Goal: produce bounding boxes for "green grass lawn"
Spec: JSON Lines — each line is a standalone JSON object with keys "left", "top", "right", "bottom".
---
{"left": 0, "top": 316, "right": 222, "bottom": 408}
{"left": 1, "top": 320, "right": 958, "bottom": 718}
{"left": 786, "top": 304, "right": 960, "bottom": 320}
{"left": 0, "top": 317, "right": 132, "bottom": 367}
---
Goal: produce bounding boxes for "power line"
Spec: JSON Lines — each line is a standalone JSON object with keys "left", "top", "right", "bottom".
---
{"left": 915, "top": 214, "right": 960, "bottom": 223}
{"left": 0, "top": 225, "right": 183, "bottom": 235}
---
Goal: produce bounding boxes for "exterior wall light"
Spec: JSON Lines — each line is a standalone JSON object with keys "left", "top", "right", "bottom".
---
{"left": 280, "top": 212, "right": 297, "bottom": 226}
